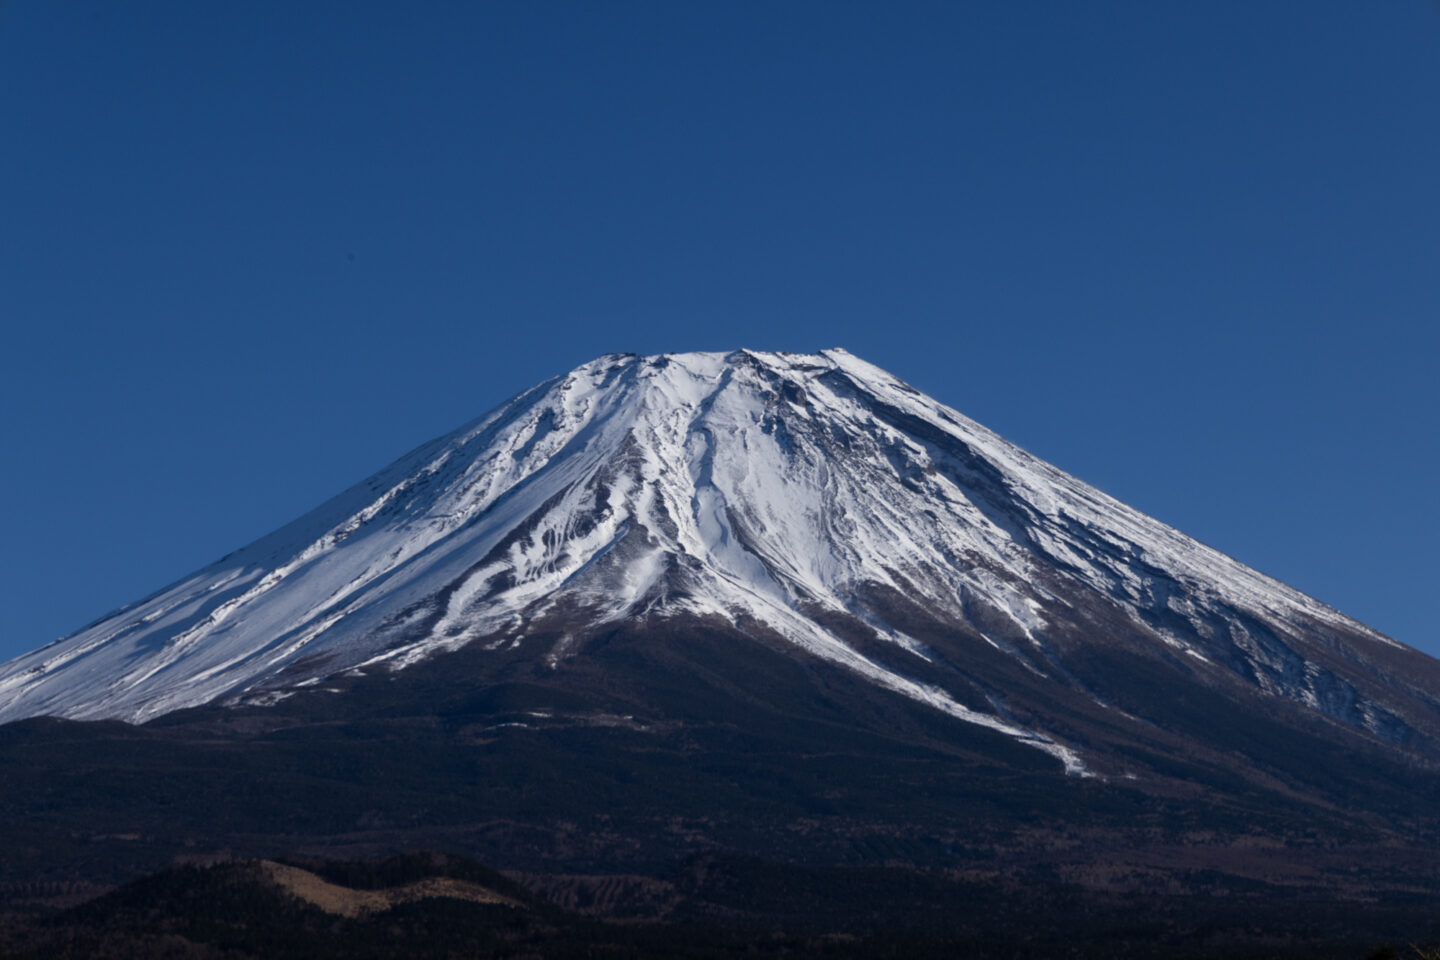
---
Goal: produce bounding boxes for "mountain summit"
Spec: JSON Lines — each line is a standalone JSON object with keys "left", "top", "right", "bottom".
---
{"left": 3, "top": 349, "right": 1438, "bottom": 781}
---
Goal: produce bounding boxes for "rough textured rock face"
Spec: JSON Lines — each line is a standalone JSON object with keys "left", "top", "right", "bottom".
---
{"left": 3, "top": 348, "right": 1439, "bottom": 782}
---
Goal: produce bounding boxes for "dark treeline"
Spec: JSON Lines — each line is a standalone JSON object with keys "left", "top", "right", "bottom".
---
{"left": 1, "top": 852, "right": 1437, "bottom": 960}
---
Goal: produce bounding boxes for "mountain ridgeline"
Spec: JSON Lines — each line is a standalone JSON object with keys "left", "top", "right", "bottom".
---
{"left": 3, "top": 348, "right": 1437, "bottom": 774}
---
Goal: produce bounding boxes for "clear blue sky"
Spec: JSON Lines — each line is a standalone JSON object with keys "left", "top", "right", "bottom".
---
{"left": 2, "top": 2, "right": 1436, "bottom": 660}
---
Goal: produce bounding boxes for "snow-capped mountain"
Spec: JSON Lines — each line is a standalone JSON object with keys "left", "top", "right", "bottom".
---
{"left": 4, "top": 349, "right": 1439, "bottom": 779}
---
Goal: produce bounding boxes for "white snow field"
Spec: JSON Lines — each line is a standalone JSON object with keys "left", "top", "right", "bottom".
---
{"left": 0, "top": 350, "right": 1412, "bottom": 775}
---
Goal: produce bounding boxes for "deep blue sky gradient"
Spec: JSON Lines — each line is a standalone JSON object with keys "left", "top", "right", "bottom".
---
{"left": 2, "top": 2, "right": 1437, "bottom": 659}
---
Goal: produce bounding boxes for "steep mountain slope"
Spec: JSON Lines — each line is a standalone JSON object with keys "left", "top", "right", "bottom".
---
{"left": 3, "top": 349, "right": 1439, "bottom": 784}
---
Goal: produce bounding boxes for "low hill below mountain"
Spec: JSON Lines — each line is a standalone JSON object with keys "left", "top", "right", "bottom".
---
{"left": 2, "top": 850, "right": 1436, "bottom": 960}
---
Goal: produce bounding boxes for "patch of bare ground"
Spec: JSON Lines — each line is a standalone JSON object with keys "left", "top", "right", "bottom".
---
{"left": 258, "top": 860, "right": 521, "bottom": 918}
